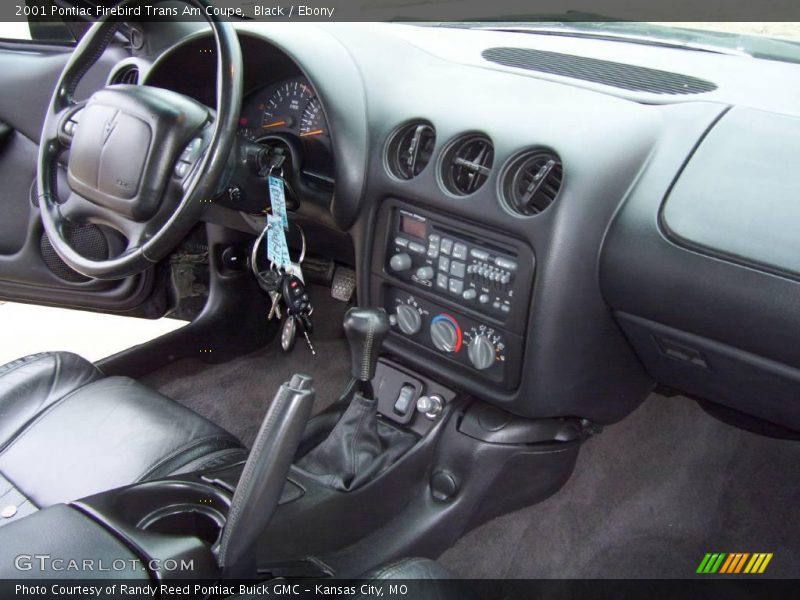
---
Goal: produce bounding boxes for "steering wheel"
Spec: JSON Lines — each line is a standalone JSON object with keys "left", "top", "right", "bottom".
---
{"left": 37, "top": 0, "right": 242, "bottom": 280}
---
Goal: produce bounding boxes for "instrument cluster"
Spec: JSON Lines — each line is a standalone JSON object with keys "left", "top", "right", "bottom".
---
{"left": 239, "top": 77, "right": 334, "bottom": 185}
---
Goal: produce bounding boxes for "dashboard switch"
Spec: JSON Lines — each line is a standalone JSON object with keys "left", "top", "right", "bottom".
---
{"left": 393, "top": 384, "right": 417, "bottom": 417}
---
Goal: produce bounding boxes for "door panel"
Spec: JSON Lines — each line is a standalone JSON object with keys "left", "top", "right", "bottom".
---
{"left": 0, "top": 39, "right": 162, "bottom": 316}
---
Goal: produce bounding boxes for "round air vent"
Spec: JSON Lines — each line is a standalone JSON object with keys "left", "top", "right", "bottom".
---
{"left": 501, "top": 150, "right": 563, "bottom": 215}
{"left": 386, "top": 122, "right": 436, "bottom": 180}
{"left": 110, "top": 64, "right": 140, "bottom": 85}
{"left": 440, "top": 134, "right": 494, "bottom": 196}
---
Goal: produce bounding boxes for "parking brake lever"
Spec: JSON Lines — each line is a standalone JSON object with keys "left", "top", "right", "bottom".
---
{"left": 214, "top": 374, "right": 315, "bottom": 576}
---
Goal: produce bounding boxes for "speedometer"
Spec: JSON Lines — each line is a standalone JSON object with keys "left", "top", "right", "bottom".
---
{"left": 299, "top": 97, "right": 326, "bottom": 138}
{"left": 260, "top": 79, "right": 314, "bottom": 131}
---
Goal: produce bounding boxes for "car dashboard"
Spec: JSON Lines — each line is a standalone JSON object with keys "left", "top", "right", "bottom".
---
{"left": 117, "top": 21, "right": 800, "bottom": 430}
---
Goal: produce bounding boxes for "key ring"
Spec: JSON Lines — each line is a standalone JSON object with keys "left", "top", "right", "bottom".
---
{"left": 250, "top": 219, "right": 307, "bottom": 282}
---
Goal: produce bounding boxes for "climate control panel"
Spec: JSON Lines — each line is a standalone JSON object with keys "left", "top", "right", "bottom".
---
{"left": 385, "top": 288, "right": 519, "bottom": 385}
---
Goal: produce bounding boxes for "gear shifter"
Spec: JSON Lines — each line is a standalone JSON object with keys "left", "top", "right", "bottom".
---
{"left": 297, "top": 307, "right": 414, "bottom": 491}
{"left": 343, "top": 307, "right": 390, "bottom": 398}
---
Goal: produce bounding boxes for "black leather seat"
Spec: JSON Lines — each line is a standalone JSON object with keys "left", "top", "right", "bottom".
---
{"left": 0, "top": 352, "right": 246, "bottom": 527}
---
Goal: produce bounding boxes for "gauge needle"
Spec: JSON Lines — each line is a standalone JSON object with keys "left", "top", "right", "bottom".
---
{"left": 300, "top": 129, "right": 324, "bottom": 137}
{"left": 262, "top": 120, "right": 286, "bottom": 128}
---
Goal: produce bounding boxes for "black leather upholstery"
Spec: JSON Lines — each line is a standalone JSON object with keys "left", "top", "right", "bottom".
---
{"left": 0, "top": 352, "right": 246, "bottom": 527}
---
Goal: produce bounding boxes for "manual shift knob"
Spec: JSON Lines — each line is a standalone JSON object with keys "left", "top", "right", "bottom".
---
{"left": 343, "top": 307, "right": 390, "bottom": 383}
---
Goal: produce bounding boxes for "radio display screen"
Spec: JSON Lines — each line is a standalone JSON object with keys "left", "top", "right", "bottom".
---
{"left": 400, "top": 215, "right": 427, "bottom": 240}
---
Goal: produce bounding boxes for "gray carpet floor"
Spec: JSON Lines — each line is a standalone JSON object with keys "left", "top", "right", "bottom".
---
{"left": 142, "top": 286, "right": 351, "bottom": 447}
{"left": 439, "top": 394, "right": 800, "bottom": 579}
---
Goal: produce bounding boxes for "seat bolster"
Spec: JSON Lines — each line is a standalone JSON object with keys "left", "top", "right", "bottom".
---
{"left": 0, "top": 352, "right": 102, "bottom": 448}
{"left": 0, "top": 376, "right": 244, "bottom": 509}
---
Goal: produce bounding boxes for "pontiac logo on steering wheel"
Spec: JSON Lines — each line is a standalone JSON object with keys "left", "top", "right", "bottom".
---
{"left": 103, "top": 110, "right": 120, "bottom": 144}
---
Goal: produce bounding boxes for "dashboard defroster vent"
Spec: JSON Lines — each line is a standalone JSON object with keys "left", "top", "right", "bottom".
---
{"left": 441, "top": 134, "right": 494, "bottom": 196}
{"left": 501, "top": 151, "right": 563, "bottom": 215}
{"left": 387, "top": 122, "right": 436, "bottom": 180}
{"left": 482, "top": 47, "right": 717, "bottom": 95}
{"left": 110, "top": 65, "right": 140, "bottom": 85}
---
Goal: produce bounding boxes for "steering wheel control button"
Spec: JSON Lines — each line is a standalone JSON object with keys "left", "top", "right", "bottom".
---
{"left": 389, "top": 253, "right": 412, "bottom": 272}
{"left": 174, "top": 161, "right": 191, "bottom": 178}
{"left": 417, "top": 394, "right": 444, "bottom": 420}
{"left": 1, "top": 505, "right": 17, "bottom": 519}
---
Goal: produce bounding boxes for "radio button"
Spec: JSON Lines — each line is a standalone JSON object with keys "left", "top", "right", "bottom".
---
{"left": 408, "top": 242, "right": 426, "bottom": 255}
{"left": 494, "top": 257, "right": 517, "bottom": 271}
{"left": 416, "top": 266, "right": 435, "bottom": 281}
{"left": 462, "top": 288, "right": 477, "bottom": 301}
{"left": 452, "top": 243, "right": 468, "bottom": 260}
{"left": 394, "top": 237, "right": 409, "bottom": 248}
{"left": 428, "top": 233, "right": 441, "bottom": 244}
{"left": 389, "top": 253, "right": 412, "bottom": 272}
{"left": 500, "top": 304, "right": 511, "bottom": 314}
{"left": 450, "top": 261, "right": 466, "bottom": 278}
{"left": 500, "top": 272, "right": 511, "bottom": 285}
{"left": 436, "top": 273, "right": 448, "bottom": 290}
{"left": 438, "top": 256, "right": 450, "bottom": 272}
{"left": 479, "top": 293, "right": 490, "bottom": 304}
{"left": 470, "top": 248, "right": 490, "bottom": 260}
{"left": 448, "top": 278, "right": 464, "bottom": 295}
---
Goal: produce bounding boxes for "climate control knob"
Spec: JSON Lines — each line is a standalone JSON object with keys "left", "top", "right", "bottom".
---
{"left": 389, "top": 253, "right": 412, "bottom": 272}
{"left": 430, "top": 315, "right": 462, "bottom": 353}
{"left": 395, "top": 304, "right": 422, "bottom": 335}
{"left": 468, "top": 335, "right": 496, "bottom": 370}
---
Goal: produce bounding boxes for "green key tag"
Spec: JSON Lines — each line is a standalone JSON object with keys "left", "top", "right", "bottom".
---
{"left": 268, "top": 175, "right": 289, "bottom": 230}
{"left": 266, "top": 215, "right": 291, "bottom": 270}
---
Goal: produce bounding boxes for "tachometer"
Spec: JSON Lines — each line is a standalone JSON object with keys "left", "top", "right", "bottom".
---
{"left": 260, "top": 79, "right": 314, "bottom": 131}
{"left": 299, "top": 97, "right": 326, "bottom": 138}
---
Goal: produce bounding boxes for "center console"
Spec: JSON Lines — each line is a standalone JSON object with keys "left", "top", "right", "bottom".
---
{"left": 370, "top": 199, "right": 535, "bottom": 390}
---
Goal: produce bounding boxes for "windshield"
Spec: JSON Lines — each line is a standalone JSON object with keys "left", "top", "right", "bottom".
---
{"left": 435, "top": 21, "right": 800, "bottom": 64}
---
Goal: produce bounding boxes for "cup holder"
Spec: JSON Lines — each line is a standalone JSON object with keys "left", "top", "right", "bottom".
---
{"left": 138, "top": 504, "right": 225, "bottom": 546}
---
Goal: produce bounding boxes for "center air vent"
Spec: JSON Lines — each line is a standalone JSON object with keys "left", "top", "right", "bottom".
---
{"left": 441, "top": 134, "right": 494, "bottom": 196}
{"left": 110, "top": 64, "right": 140, "bottom": 85}
{"left": 386, "top": 122, "right": 436, "bottom": 180}
{"left": 501, "top": 151, "right": 563, "bottom": 215}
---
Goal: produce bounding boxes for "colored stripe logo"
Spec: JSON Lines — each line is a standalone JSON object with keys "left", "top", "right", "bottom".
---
{"left": 697, "top": 553, "right": 773, "bottom": 574}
